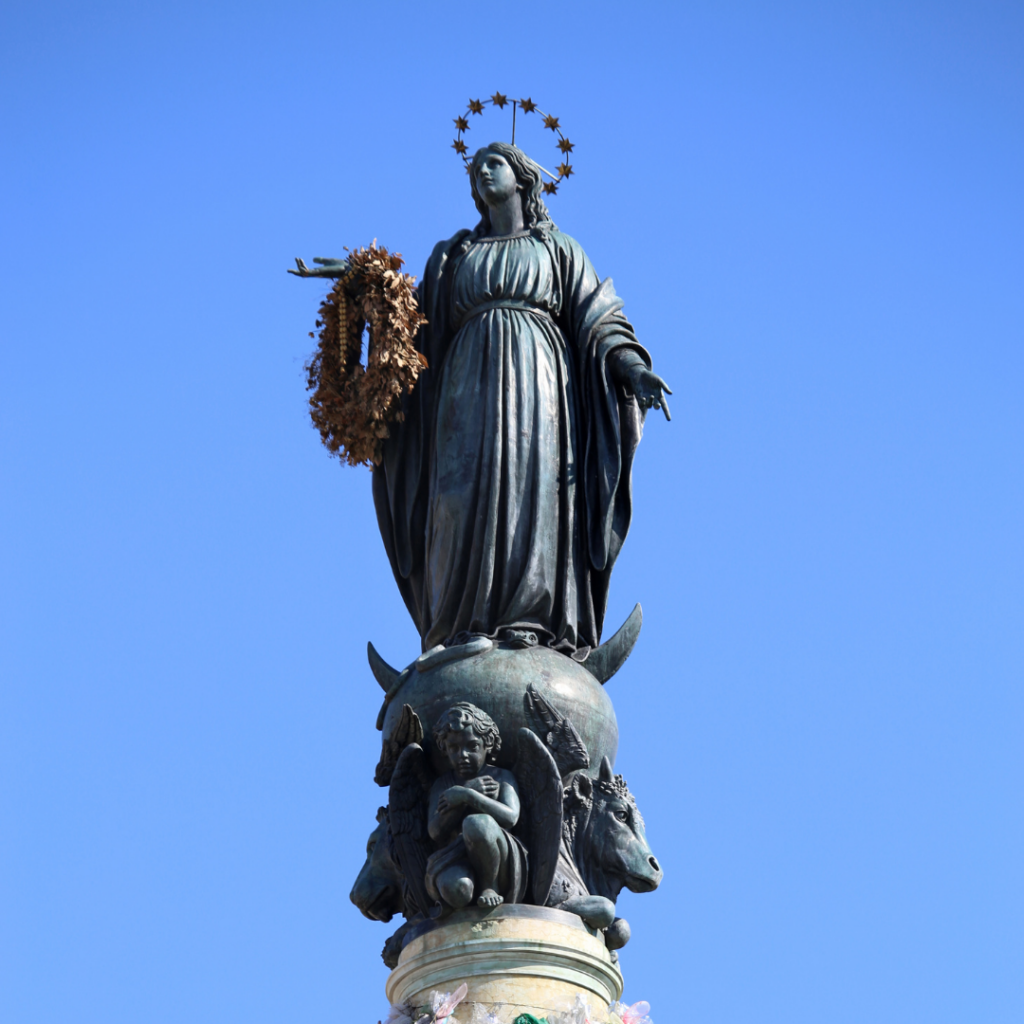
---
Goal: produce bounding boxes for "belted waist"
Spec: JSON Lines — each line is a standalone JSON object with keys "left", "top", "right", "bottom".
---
{"left": 453, "top": 299, "right": 554, "bottom": 331}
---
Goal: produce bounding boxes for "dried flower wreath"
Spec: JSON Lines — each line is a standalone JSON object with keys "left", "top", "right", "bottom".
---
{"left": 297, "top": 97, "right": 574, "bottom": 468}
{"left": 304, "top": 245, "right": 427, "bottom": 467}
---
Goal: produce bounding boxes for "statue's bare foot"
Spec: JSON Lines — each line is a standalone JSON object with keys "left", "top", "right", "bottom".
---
{"left": 477, "top": 889, "right": 503, "bottom": 908}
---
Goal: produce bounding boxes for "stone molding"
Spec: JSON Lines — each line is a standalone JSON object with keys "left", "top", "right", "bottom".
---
{"left": 386, "top": 905, "right": 623, "bottom": 1021}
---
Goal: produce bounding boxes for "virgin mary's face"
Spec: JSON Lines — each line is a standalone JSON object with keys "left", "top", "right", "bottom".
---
{"left": 474, "top": 151, "right": 519, "bottom": 208}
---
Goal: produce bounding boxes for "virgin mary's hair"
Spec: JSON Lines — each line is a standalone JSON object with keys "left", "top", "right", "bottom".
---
{"left": 469, "top": 143, "right": 555, "bottom": 236}
{"left": 433, "top": 702, "right": 502, "bottom": 758}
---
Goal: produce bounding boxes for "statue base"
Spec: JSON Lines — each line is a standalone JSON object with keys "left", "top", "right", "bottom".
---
{"left": 386, "top": 905, "right": 623, "bottom": 1022}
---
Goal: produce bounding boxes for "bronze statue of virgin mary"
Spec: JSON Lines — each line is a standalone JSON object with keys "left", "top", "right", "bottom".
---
{"left": 293, "top": 131, "right": 669, "bottom": 972}
{"left": 373, "top": 143, "right": 672, "bottom": 657}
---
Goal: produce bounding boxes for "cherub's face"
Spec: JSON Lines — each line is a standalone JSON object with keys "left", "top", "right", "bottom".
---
{"left": 444, "top": 727, "right": 489, "bottom": 779}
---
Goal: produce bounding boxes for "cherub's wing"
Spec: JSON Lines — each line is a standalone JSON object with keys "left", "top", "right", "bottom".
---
{"left": 397, "top": 703, "right": 424, "bottom": 747}
{"left": 524, "top": 684, "right": 590, "bottom": 777}
{"left": 375, "top": 703, "right": 424, "bottom": 787}
{"left": 515, "top": 727, "right": 564, "bottom": 906}
{"left": 524, "top": 682, "right": 558, "bottom": 731}
{"left": 388, "top": 742, "right": 434, "bottom": 917}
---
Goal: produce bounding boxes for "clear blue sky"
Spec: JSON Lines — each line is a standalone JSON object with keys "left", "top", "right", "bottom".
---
{"left": 2, "top": 2, "right": 1021, "bottom": 1022}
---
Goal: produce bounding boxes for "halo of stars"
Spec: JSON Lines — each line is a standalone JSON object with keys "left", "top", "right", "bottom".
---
{"left": 452, "top": 93, "right": 574, "bottom": 196}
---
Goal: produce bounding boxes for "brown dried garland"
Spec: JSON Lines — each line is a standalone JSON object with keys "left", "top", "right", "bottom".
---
{"left": 305, "top": 245, "right": 427, "bottom": 467}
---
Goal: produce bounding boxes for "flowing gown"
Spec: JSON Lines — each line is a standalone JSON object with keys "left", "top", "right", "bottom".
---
{"left": 373, "top": 227, "right": 650, "bottom": 655}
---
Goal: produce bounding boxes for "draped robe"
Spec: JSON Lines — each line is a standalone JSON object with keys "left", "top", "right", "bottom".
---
{"left": 372, "top": 227, "right": 650, "bottom": 655}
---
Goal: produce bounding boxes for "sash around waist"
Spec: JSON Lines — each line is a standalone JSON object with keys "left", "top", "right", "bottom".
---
{"left": 453, "top": 298, "right": 555, "bottom": 331}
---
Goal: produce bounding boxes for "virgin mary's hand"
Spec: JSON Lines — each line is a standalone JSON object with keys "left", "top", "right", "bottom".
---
{"left": 287, "top": 257, "right": 351, "bottom": 279}
{"left": 625, "top": 363, "right": 673, "bottom": 421}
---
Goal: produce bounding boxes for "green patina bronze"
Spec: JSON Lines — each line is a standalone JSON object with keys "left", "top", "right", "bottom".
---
{"left": 292, "top": 139, "right": 669, "bottom": 974}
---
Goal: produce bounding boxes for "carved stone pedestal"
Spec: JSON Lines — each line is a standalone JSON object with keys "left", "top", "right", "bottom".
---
{"left": 386, "top": 905, "right": 623, "bottom": 1022}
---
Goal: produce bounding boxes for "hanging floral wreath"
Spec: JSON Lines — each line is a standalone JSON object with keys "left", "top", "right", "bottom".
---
{"left": 304, "top": 244, "right": 428, "bottom": 468}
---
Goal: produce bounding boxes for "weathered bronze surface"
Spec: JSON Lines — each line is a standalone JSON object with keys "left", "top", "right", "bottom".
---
{"left": 295, "top": 141, "right": 669, "bottom": 972}
{"left": 372, "top": 144, "right": 670, "bottom": 657}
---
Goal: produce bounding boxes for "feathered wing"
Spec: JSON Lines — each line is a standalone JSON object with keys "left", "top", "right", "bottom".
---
{"left": 515, "top": 728, "right": 564, "bottom": 906}
{"left": 524, "top": 684, "right": 590, "bottom": 777}
{"left": 388, "top": 742, "right": 434, "bottom": 918}
{"left": 375, "top": 703, "right": 424, "bottom": 787}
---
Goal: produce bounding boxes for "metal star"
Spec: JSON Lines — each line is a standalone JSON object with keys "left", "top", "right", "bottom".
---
{"left": 450, "top": 97, "right": 575, "bottom": 193}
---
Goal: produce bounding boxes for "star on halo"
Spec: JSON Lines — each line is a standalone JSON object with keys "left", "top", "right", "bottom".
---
{"left": 450, "top": 95, "right": 576, "bottom": 197}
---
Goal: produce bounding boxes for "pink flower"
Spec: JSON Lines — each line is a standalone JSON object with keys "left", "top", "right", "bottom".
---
{"left": 432, "top": 983, "right": 469, "bottom": 1024}
{"left": 617, "top": 1001, "right": 651, "bottom": 1024}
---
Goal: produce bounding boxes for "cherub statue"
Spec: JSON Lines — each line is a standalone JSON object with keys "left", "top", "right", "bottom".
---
{"left": 382, "top": 689, "right": 661, "bottom": 954}
{"left": 425, "top": 703, "right": 528, "bottom": 908}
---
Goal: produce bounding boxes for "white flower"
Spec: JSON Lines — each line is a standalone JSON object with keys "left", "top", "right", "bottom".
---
{"left": 384, "top": 1003, "right": 417, "bottom": 1024}
{"left": 468, "top": 1004, "right": 503, "bottom": 1024}
{"left": 431, "top": 983, "right": 469, "bottom": 1024}
{"left": 550, "top": 993, "right": 592, "bottom": 1024}
{"left": 610, "top": 1001, "right": 651, "bottom": 1024}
